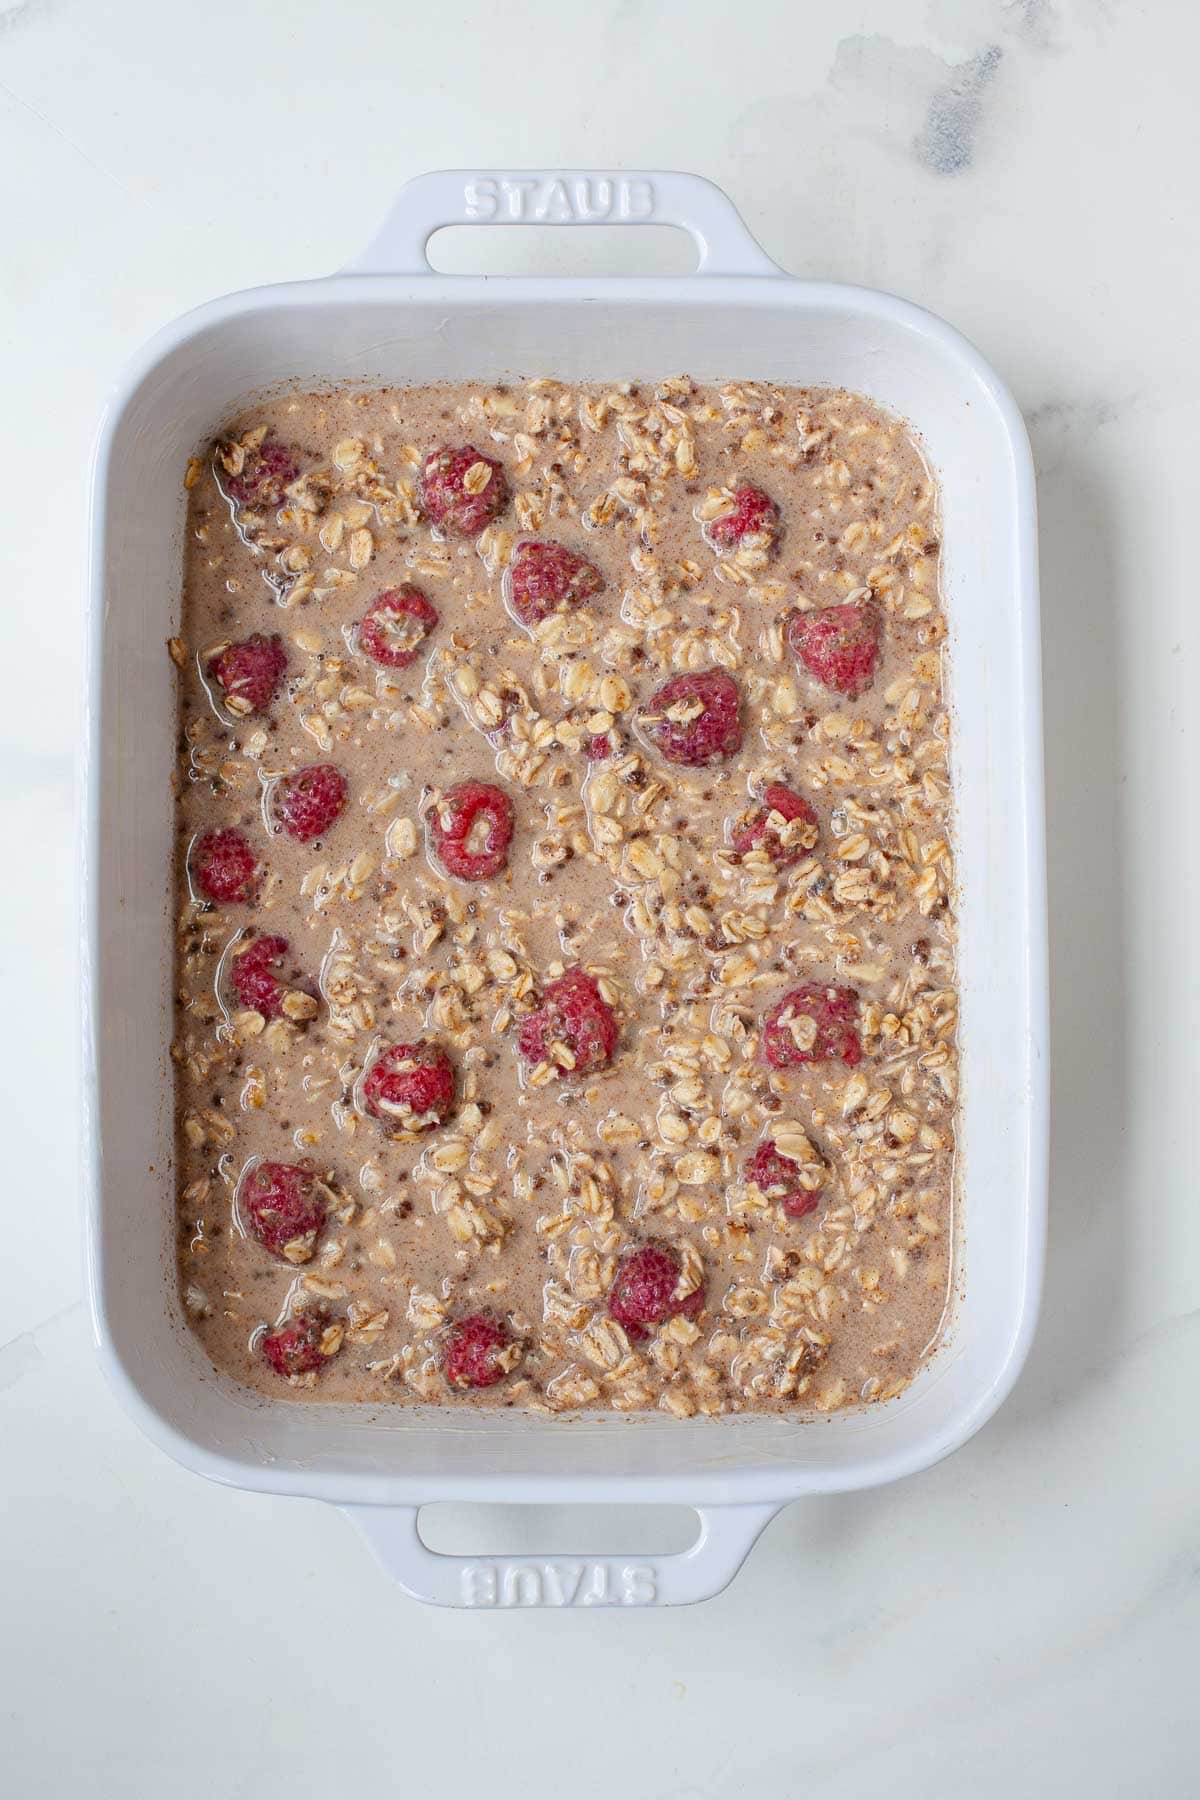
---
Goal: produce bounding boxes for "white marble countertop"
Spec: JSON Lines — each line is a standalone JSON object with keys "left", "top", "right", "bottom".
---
{"left": 2, "top": 0, "right": 1196, "bottom": 1791}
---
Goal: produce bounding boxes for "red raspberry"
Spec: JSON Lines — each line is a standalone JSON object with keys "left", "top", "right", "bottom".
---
{"left": 261, "top": 1309, "right": 333, "bottom": 1379}
{"left": 228, "top": 933, "right": 310, "bottom": 1021}
{"left": 362, "top": 1040, "right": 456, "bottom": 1136}
{"left": 225, "top": 437, "right": 299, "bottom": 508}
{"left": 358, "top": 585, "right": 439, "bottom": 669}
{"left": 428, "top": 781, "right": 514, "bottom": 881}
{"left": 274, "top": 764, "right": 348, "bottom": 843}
{"left": 506, "top": 539, "right": 604, "bottom": 628}
{"left": 240, "top": 1161, "right": 327, "bottom": 1262}
{"left": 517, "top": 967, "right": 618, "bottom": 1077}
{"left": 608, "top": 1243, "right": 704, "bottom": 1343}
{"left": 207, "top": 633, "right": 288, "bottom": 715}
{"left": 229, "top": 933, "right": 288, "bottom": 1018}
{"left": 639, "top": 670, "right": 742, "bottom": 766}
{"left": 787, "top": 601, "right": 880, "bottom": 698}
{"left": 191, "top": 828, "right": 261, "bottom": 905}
{"left": 586, "top": 733, "right": 614, "bottom": 760}
{"left": 704, "top": 484, "right": 780, "bottom": 554}
{"left": 730, "top": 782, "right": 819, "bottom": 867}
{"left": 744, "top": 1139, "right": 823, "bottom": 1220}
{"left": 420, "top": 444, "right": 508, "bottom": 537}
{"left": 762, "top": 983, "right": 862, "bottom": 1069}
{"left": 443, "top": 1312, "right": 518, "bottom": 1390}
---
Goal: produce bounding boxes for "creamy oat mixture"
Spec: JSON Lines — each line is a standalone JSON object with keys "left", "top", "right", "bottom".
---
{"left": 172, "top": 376, "right": 957, "bottom": 1415}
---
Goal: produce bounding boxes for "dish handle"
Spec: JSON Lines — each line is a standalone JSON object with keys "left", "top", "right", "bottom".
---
{"left": 343, "top": 168, "right": 781, "bottom": 278}
{"left": 343, "top": 1500, "right": 780, "bottom": 1608}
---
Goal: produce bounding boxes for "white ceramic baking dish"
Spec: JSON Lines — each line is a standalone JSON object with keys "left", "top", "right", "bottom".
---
{"left": 84, "top": 169, "right": 1047, "bottom": 1608}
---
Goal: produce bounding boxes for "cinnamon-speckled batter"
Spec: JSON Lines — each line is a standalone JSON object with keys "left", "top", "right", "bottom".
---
{"left": 172, "top": 375, "right": 957, "bottom": 1415}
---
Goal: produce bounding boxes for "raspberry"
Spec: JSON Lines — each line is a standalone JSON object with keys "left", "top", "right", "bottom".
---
{"left": 704, "top": 484, "right": 780, "bottom": 554}
{"left": 358, "top": 585, "right": 439, "bottom": 669}
{"left": 639, "top": 670, "right": 742, "bottom": 766}
{"left": 744, "top": 1139, "right": 822, "bottom": 1220}
{"left": 586, "top": 733, "right": 614, "bottom": 760}
{"left": 191, "top": 828, "right": 260, "bottom": 905}
{"left": 207, "top": 633, "right": 288, "bottom": 715}
{"left": 517, "top": 967, "right": 618, "bottom": 1077}
{"left": 228, "top": 933, "right": 310, "bottom": 1021}
{"left": 225, "top": 437, "right": 299, "bottom": 508}
{"left": 729, "top": 782, "right": 818, "bottom": 867}
{"left": 443, "top": 1312, "right": 518, "bottom": 1390}
{"left": 787, "top": 601, "right": 880, "bottom": 698}
{"left": 362, "top": 1040, "right": 456, "bottom": 1136}
{"left": 229, "top": 933, "right": 288, "bottom": 1018}
{"left": 420, "top": 444, "right": 508, "bottom": 537}
{"left": 261, "top": 1309, "right": 332, "bottom": 1379}
{"left": 240, "top": 1161, "right": 327, "bottom": 1262}
{"left": 608, "top": 1243, "right": 704, "bottom": 1342}
{"left": 762, "top": 983, "right": 862, "bottom": 1069}
{"left": 274, "top": 764, "right": 348, "bottom": 843}
{"left": 506, "top": 539, "right": 603, "bottom": 628}
{"left": 428, "top": 781, "right": 514, "bottom": 881}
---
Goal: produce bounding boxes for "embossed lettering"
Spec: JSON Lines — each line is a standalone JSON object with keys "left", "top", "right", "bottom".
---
{"left": 620, "top": 177, "right": 655, "bottom": 221}
{"left": 573, "top": 178, "right": 614, "bottom": 221}
{"left": 498, "top": 178, "right": 537, "bottom": 220}
{"left": 535, "top": 179, "right": 573, "bottom": 223}
{"left": 462, "top": 174, "right": 656, "bottom": 227}
{"left": 545, "top": 1562, "right": 587, "bottom": 1605}
{"left": 622, "top": 1565, "right": 658, "bottom": 1606}
{"left": 502, "top": 1564, "right": 544, "bottom": 1606}
{"left": 458, "top": 1557, "right": 660, "bottom": 1606}
{"left": 461, "top": 1563, "right": 498, "bottom": 1607}
{"left": 580, "top": 1563, "right": 617, "bottom": 1606}
{"left": 463, "top": 179, "right": 498, "bottom": 221}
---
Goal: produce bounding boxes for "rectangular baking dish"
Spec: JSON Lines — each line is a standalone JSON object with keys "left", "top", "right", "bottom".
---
{"left": 83, "top": 169, "right": 1047, "bottom": 1607}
